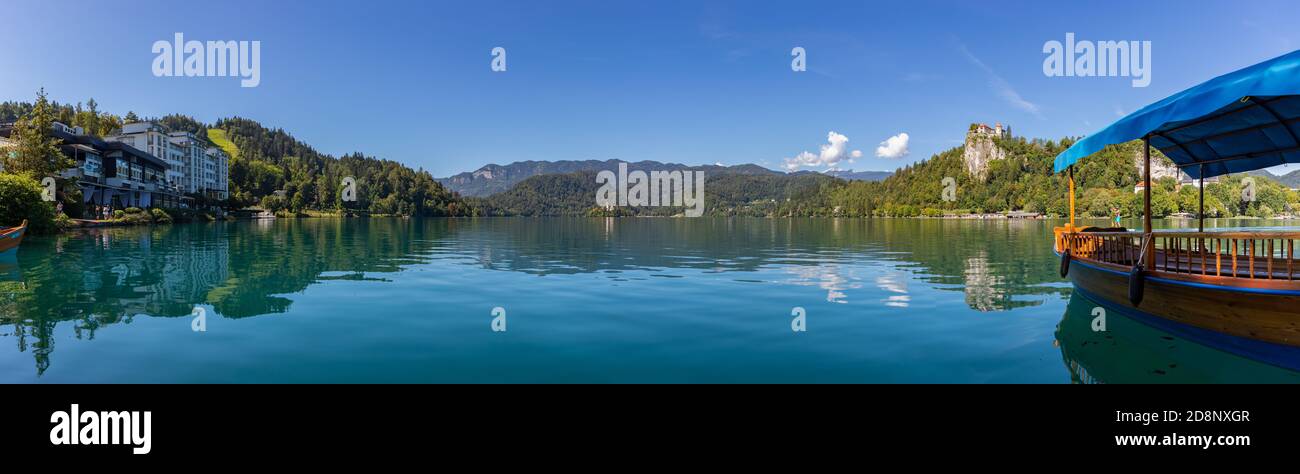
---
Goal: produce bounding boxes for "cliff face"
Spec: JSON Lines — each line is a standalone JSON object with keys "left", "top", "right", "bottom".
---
{"left": 962, "top": 130, "right": 1006, "bottom": 180}
{"left": 1132, "top": 148, "right": 1185, "bottom": 181}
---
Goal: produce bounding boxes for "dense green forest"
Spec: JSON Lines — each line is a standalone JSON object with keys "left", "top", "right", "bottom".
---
{"left": 2, "top": 95, "right": 474, "bottom": 217}
{"left": 810, "top": 137, "right": 1300, "bottom": 218}
{"left": 473, "top": 170, "right": 839, "bottom": 216}
{"left": 2, "top": 98, "right": 125, "bottom": 138}
{"left": 473, "top": 136, "right": 1300, "bottom": 219}
{"left": 210, "top": 117, "right": 472, "bottom": 216}
{"left": 438, "top": 159, "right": 787, "bottom": 197}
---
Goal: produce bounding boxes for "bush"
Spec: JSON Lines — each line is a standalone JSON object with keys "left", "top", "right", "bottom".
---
{"left": 0, "top": 173, "right": 58, "bottom": 234}
{"left": 124, "top": 207, "right": 143, "bottom": 214}
{"left": 117, "top": 210, "right": 152, "bottom": 225}
{"left": 150, "top": 208, "right": 173, "bottom": 224}
{"left": 260, "top": 194, "right": 288, "bottom": 213}
{"left": 113, "top": 210, "right": 125, "bottom": 219}
{"left": 54, "top": 212, "right": 72, "bottom": 231}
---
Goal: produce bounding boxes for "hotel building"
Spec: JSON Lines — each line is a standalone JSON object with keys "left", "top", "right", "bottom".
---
{"left": 107, "top": 122, "right": 230, "bottom": 203}
{"left": 53, "top": 122, "right": 181, "bottom": 209}
{"left": 0, "top": 120, "right": 228, "bottom": 209}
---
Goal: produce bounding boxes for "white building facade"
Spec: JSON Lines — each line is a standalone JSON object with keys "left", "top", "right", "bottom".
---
{"left": 205, "top": 146, "right": 230, "bottom": 200}
{"left": 168, "top": 131, "right": 208, "bottom": 195}
{"left": 108, "top": 122, "right": 169, "bottom": 167}
{"left": 108, "top": 122, "right": 229, "bottom": 202}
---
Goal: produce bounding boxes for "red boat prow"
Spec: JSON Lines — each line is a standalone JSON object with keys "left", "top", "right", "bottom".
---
{"left": 0, "top": 219, "right": 27, "bottom": 254}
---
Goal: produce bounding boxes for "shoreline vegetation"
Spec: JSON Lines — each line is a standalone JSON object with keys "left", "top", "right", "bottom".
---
{"left": 5, "top": 90, "right": 1300, "bottom": 236}
{"left": 66, "top": 207, "right": 230, "bottom": 229}
{"left": 0, "top": 91, "right": 474, "bottom": 235}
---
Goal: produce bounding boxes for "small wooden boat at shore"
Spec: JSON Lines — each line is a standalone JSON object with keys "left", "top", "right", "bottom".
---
{"left": 1052, "top": 50, "right": 1300, "bottom": 370}
{"left": 0, "top": 220, "right": 27, "bottom": 255}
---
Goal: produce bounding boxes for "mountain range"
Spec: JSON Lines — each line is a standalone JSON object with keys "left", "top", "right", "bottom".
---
{"left": 824, "top": 169, "right": 895, "bottom": 182}
{"left": 1246, "top": 169, "right": 1300, "bottom": 188}
{"left": 470, "top": 169, "right": 843, "bottom": 217}
{"left": 437, "top": 160, "right": 892, "bottom": 197}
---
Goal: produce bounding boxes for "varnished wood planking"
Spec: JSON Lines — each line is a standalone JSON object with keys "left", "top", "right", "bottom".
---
{"left": 1070, "top": 261, "right": 1300, "bottom": 347}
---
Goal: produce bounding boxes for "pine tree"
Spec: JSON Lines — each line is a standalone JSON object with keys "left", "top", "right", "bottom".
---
{"left": 85, "top": 98, "right": 101, "bottom": 136}
{"left": 3, "top": 89, "right": 71, "bottom": 178}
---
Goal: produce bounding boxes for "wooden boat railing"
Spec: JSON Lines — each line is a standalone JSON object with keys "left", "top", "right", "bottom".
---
{"left": 1055, "top": 229, "right": 1300, "bottom": 281}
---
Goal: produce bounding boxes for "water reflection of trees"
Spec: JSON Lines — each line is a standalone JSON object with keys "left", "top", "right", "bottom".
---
{"left": 455, "top": 218, "right": 1069, "bottom": 310}
{"left": 1, "top": 217, "right": 1076, "bottom": 375}
{"left": 0, "top": 218, "right": 450, "bottom": 375}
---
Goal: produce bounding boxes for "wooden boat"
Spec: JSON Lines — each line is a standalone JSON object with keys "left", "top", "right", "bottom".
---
{"left": 1052, "top": 50, "right": 1300, "bottom": 370}
{"left": 1055, "top": 289, "right": 1300, "bottom": 383}
{"left": 0, "top": 220, "right": 27, "bottom": 255}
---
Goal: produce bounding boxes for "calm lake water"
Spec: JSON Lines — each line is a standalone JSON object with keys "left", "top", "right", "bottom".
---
{"left": 1, "top": 217, "right": 1297, "bottom": 383}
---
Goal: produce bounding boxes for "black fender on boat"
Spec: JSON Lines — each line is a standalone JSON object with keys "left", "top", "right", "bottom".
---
{"left": 1128, "top": 265, "right": 1145, "bottom": 307}
{"left": 1059, "top": 250, "right": 1071, "bottom": 278}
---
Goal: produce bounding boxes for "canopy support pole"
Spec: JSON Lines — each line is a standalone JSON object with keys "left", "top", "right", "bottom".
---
{"left": 1198, "top": 164, "right": 1205, "bottom": 232}
{"left": 1068, "top": 166, "right": 1076, "bottom": 229}
{"left": 1144, "top": 136, "right": 1154, "bottom": 269}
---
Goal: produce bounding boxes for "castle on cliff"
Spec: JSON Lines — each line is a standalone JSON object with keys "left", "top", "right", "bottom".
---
{"left": 970, "top": 122, "right": 1011, "bottom": 139}
{"left": 963, "top": 122, "right": 1012, "bottom": 179}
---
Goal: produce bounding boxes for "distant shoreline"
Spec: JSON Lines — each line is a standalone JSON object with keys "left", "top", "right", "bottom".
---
{"left": 57, "top": 213, "right": 1300, "bottom": 226}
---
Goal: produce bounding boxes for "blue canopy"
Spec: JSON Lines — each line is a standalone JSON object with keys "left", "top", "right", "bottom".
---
{"left": 1054, "top": 49, "right": 1300, "bottom": 178}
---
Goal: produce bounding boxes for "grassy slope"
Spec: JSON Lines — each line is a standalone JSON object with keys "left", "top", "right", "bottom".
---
{"left": 206, "top": 128, "right": 239, "bottom": 160}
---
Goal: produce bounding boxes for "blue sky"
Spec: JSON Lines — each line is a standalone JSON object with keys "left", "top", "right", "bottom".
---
{"left": 3, "top": 0, "right": 1298, "bottom": 177}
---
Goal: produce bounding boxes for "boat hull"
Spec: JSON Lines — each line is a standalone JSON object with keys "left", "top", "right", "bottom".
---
{"left": 1068, "top": 257, "right": 1300, "bottom": 371}
{"left": 0, "top": 222, "right": 24, "bottom": 254}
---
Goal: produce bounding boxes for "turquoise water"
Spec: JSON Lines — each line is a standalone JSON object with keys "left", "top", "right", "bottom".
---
{"left": 0, "top": 217, "right": 1295, "bottom": 383}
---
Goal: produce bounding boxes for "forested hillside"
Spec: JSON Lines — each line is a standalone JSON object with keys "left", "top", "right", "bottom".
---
{"left": 1265, "top": 169, "right": 1300, "bottom": 188}
{"left": 472, "top": 133, "right": 1299, "bottom": 219}
{"left": 2, "top": 98, "right": 125, "bottom": 137}
{"left": 3, "top": 94, "right": 473, "bottom": 216}
{"left": 7, "top": 94, "right": 1297, "bottom": 220}
{"left": 809, "top": 137, "right": 1300, "bottom": 218}
{"left": 439, "top": 159, "right": 781, "bottom": 197}
{"left": 474, "top": 170, "right": 840, "bottom": 216}
{"left": 212, "top": 117, "right": 473, "bottom": 216}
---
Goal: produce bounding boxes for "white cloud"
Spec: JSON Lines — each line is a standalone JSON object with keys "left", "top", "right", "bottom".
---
{"left": 875, "top": 133, "right": 910, "bottom": 159}
{"left": 783, "top": 131, "right": 863, "bottom": 171}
